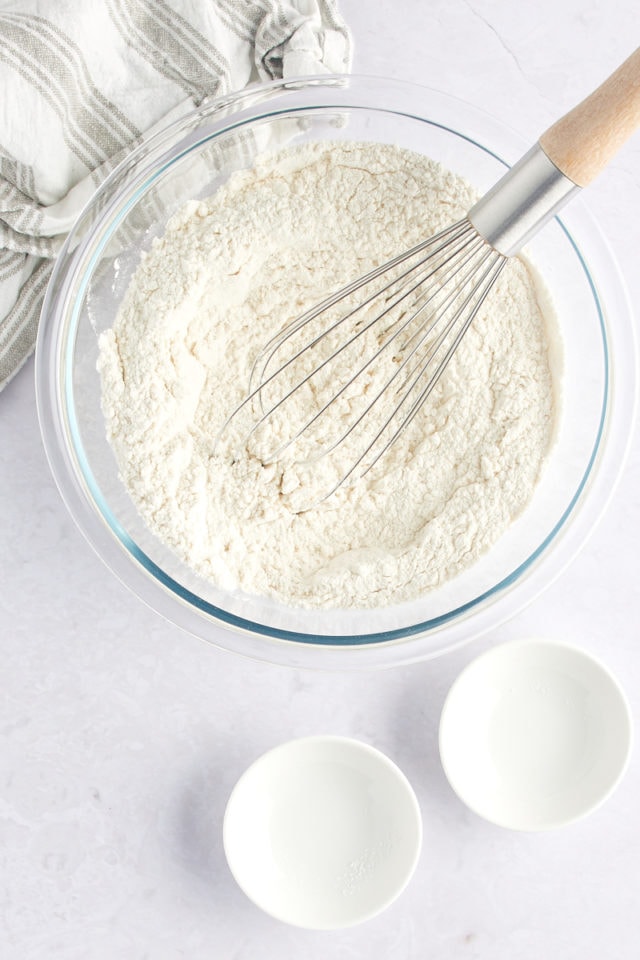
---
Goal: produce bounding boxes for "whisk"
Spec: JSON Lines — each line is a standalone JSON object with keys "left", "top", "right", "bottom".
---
{"left": 221, "top": 50, "right": 640, "bottom": 502}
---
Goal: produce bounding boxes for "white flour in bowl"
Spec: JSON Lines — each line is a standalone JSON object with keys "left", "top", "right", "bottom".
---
{"left": 98, "top": 141, "right": 559, "bottom": 609}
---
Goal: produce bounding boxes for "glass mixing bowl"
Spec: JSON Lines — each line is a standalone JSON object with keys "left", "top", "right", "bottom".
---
{"left": 36, "top": 76, "right": 637, "bottom": 668}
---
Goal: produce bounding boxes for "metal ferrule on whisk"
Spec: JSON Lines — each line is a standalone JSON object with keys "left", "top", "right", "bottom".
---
{"left": 467, "top": 143, "right": 580, "bottom": 256}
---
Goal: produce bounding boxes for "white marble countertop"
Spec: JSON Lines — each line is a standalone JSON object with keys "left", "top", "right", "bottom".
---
{"left": 2, "top": 2, "right": 640, "bottom": 957}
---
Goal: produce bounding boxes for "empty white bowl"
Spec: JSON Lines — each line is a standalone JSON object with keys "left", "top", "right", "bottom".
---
{"left": 439, "top": 638, "right": 632, "bottom": 830}
{"left": 223, "top": 736, "right": 422, "bottom": 929}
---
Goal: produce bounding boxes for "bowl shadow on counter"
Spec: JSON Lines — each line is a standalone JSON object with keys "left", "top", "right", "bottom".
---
{"left": 387, "top": 648, "right": 483, "bottom": 818}
{"left": 171, "top": 740, "right": 258, "bottom": 910}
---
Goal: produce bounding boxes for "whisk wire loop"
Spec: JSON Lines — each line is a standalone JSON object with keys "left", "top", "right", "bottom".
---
{"left": 256, "top": 226, "right": 488, "bottom": 464}
{"left": 248, "top": 219, "right": 474, "bottom": 403}
{"left": 249, "top": 219, "right": 473, "bottom": 394}
{"left": 216, "top": 220, "right": 474, "bottom": 453}
{"left": 217, "top": 218, "right": 508, "bottom": 503}
{"left": 312, "top": 236, "right": 495, "bottom": 463}
{"left": 323, "top": 248, "right": 507, "bottom": 498}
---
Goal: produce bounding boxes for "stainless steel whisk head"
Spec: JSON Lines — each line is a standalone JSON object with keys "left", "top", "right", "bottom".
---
{"left": 219, "top": 47, "right": 640, "bottom": 504}
{"left": 220, "top": 219, "right": 506, "bottom": 502}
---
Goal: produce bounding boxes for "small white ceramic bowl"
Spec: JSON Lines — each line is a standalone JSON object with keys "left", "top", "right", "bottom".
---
{"left": 223, "top": 736, "right": 422, "bottom": 929}
{"left": 439, "top": 638, "right": 632, "bottom": 831}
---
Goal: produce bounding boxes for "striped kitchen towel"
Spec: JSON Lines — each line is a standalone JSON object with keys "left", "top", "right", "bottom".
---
{"left": 0, "top": 0, "right": 352, "bottom": 392}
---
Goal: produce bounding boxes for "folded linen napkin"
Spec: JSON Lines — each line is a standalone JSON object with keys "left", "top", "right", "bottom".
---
{"left": 0, "top": 0, "right": 352, "bottom": 392}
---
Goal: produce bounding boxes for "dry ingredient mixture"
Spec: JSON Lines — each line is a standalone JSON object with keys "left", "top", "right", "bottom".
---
{"left": 98, "top": 141, "right": 559, "bottom": 609}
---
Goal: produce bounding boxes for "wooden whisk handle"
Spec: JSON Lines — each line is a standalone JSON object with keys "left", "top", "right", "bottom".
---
{"left": 539, "top": 47, "right": 640, "bottom": 187}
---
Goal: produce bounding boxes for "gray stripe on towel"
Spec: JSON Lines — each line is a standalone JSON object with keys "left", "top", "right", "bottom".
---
{"left": 0, "top": 13, "right": 140, "bottom": 170}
